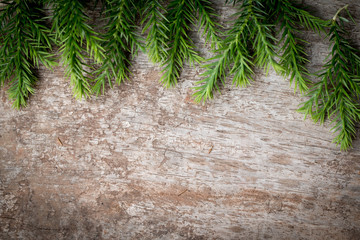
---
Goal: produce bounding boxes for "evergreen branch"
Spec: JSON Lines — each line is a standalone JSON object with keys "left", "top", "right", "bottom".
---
{"left": 267, "top": 0, "right": 328, "bottom": 34}
{"left": 194, "top": 0, "right": 223, "bottom": 50}
{"left": 193, "top": 0, "right": 253, "bottom": 103}
{"left": 274, "top": 0, "right": 311, "bottom": 93}
{"left": 8, "top": 53, "right": 37, "bottom": 109}
{"left": 51, "top": 0, "right": 105, "bottom": 99}
{"left": 93, "top": 0, "right": 140, "bottom": 96}
{"left": 298, "top": 9, "right": 360, "bottom": 150}
{"left": 141, "top": 0, "right": 168, "bottom": 64}
{"left": 251, "top": 0, "right": 283, "bottom": 74}
{"left": 194, "top": 0, "right": 281, "bottom": 103}
{"left": 193, "top": 49, "right": 230, "bottom": 102}
{"left": 225, "top": 0, "right": 242, "bottom": 6}
{"left": 160, "top": 0, "right": 203, "bottom": 88}
{"left": 0, "top": 0, "right": 56, "bottom": 108}
{"left": 291, "top": 7, "right": 328, "bottom": 33}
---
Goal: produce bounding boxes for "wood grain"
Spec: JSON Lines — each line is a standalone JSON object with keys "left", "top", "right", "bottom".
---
{"left": 1, "top": 1, "right": 360, "bottom": 239}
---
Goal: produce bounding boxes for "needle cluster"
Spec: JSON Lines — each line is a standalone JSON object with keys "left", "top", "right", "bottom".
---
{"left": 159, "top": 0, "right": 221, "bottom": 88}
{"left": 194, "top": 0, "right": 283, "bottom": 102}
{"left": 270, "top": 0, "right": 326, "bottom": 93}
{"left": 1, "top": 0, "right": 359, "bottom": 151}
{"left": 299, "top": 8, "right": 360, "bottom": 150}
{"left": 51, "top": 0, "right": 105, "bottom": 99}
{"left": 194, "top": 0, "right": 328, "bottom": 102}
{"left": 159, "top": 0, "right": 202, "bottom": 88}
{"left": 92, "top": 0, "right": 141, "bottom": 96}
{"left": 0, "top": 0, "right": 55, "bottom": 108}
{"left": 141, "top": 0, "right": 168, "bottom": 64}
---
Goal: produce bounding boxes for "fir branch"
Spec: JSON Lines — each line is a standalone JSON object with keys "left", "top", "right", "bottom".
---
{"left": 298, "top": 8, "right": 360, "bottom": 150}
{"left": 141, "top": 0, "right": 168, "bottom": 64}
{"left": 250, "top": 0, "right": 283, "bottom": 74}
{"left": 194, "top": 0, "right": 282, "bottom": 102}
{"left": 160, "top": 0, "right": 203, "bottom": 88}
{"left": 51, "top": 0, "right": 105, "bottom": 99}
{"left": 290, "top": 4, "right": 329, "bottom": 34}
{"left": 92, "top": 0, "right": 141, "bottom": 96}
{"left": 273, "top": 0, "right": 312, "bottom": 93}
{"left": 0, "top": 0, "right": 56, "bottom": 108}
{"left": 194, "top": 0, "right": 223, "bottom": 50}
{"left": 193, "top": 0, "right": 253, "bottom": 102}
{"left": 225, "top": 0, "right": 242, "bottom": 6}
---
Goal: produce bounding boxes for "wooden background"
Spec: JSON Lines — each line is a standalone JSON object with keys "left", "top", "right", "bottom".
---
{"left": 1, "top": 0, "right": 360, "bottom": 239}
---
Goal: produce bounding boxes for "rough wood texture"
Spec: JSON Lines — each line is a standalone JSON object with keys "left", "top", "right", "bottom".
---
{"left": 1, "top": 1, "right": 360, "bottom": 239}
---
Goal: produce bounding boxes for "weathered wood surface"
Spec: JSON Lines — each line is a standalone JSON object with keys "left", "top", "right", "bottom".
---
{"left": 1, "top": 1, "right": 360, "bottom": 239}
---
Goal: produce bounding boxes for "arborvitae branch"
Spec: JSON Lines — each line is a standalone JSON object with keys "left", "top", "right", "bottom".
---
{"left": 298, "top": 8, "right": 360, "bottom": 150}
{"left": 194, "top": 0, "right": 223, "bottom": 50}
{"left": 0, "top": 0, "right": 56, "bottom": 108}
{"left": 141, "top": 0, "right": 168, "bottom": 64}
{"left": 160, "top": 0, "right": 203, "bottom": 88}
{"left": 93, "top": 0, "right": 141, "bottom": 95}
{"left": 51, "top": 0, "right": 104, "bottom": 99}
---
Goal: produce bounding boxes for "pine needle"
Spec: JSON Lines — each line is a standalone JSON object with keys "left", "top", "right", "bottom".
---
{"left": 193, "top": 0, "right": 254, "bottom": 103}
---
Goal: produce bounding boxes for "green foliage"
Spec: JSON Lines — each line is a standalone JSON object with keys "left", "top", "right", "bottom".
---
{"left": 194, "top": 0, "right": 223, "bottom": 50}
{"left": 268, "top": 0, "right": 328, "bottom": 94}
{"left": 159, "top": 0, "right": 203, "bottom": 88}
{"left": 193, "top": 0, "right": 254, "bottom": 102}
{"left": 298, "top": 7, "right": 360, "bottom": 150}
{"left": 0, "top": 0, "right": 56, "bottom": 108}
{"left": 194, "top": 0, "right": 328, "bottom": 100}
{"left": 92, "top": 0, "right": 141, "bottom": 96}
{"left": 194, "top": 0, "right": 283, "bottom": 103}
{"left": 51, "top": 0, "right": 105, "bottom": 99}
{"left": 141, "top": 0, "right": 169, "bottom": 64}
{"left": 1, "top": 0, "right": 359, "bottom": 151}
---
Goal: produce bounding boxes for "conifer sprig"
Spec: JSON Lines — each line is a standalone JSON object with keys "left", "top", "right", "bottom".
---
{"left": 250, "top": 1, "right": 283, "bottom": 74}
{"left": 193, "top": 0, "right": 254, "bottom": 102}
{"left": 271, "top": 0, "right": 312, "bottom": 93}
{"left": 51, "top": 0, "right": 105, "bottom": 99}
{"left": 0, "top": 0, "right": 56, "bottom": 108}
{"left": 298, "top": 7, "right": 360, "bottom": 150}
{"left": 194, "top": 0, "right": 282, "bottom": 102}
{"left": 141, "top": 0, "right": 168, "bottom": 64}
{"left": 92, "top": 0, "right": 141, "bottom": 95}
{"left": 160, "top": 0, "right": 203, "bottom": 88}
{"left": 290, "top": 4, "right": 328, "bottom": 34}
{"left": 194, "top": 0, "right": 223, "bottom": 50}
